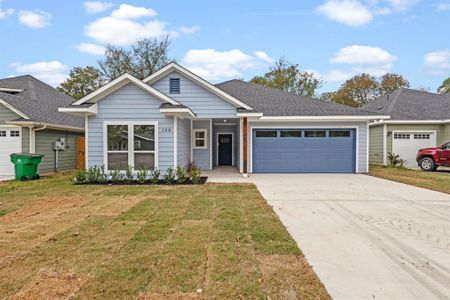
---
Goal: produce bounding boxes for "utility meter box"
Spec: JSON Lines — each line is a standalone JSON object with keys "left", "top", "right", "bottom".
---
{"left": 53, "top": 137, "right": 66, "bottom": 151}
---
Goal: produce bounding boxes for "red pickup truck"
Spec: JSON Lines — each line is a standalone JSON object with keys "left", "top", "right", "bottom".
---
{"left": 417, "top": 142, "right": 450, "bottom": 171}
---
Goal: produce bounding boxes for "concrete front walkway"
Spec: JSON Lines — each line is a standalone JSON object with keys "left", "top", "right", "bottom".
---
{"left": 250, "top": 174, "right": 450, "bottom": 300}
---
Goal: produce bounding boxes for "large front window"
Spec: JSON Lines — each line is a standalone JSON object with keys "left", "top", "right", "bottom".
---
{"left": 106, "top": 123, "right": 157, "bottom": 170}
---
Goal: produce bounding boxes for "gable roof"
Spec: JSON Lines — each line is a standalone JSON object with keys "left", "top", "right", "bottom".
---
{"left": 361, "top": 88, "right": 450, "bottom": 121}
{"left": 143, "top": 62, "right": 253, "bottom": 110}
{"left": 0, "top": 75, "right": 83, "bottom": 129}
{"left": 71, "top": 73, "right": 180, "bottom": 106}
{"left": 216, "top": 80, "right": 382, "bottom": 117}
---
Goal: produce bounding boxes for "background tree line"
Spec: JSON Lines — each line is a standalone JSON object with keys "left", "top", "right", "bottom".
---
{"left": 58, "top": 38, "right": 450, "bottom": 107}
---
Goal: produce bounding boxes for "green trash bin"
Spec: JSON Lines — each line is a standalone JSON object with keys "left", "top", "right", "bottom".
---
{"left": 10, "top": 153, "right": 45, "bottom": 181}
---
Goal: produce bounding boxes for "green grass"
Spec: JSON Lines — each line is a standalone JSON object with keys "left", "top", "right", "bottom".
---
{"left": 369, "top": 165, "right": 450, "bottom": 194}
{"left": 0, "top": 174, "right": 329, "bottom": 299}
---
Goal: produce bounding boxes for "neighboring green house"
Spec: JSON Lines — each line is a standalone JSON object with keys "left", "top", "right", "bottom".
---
{"left": 362, "top": 88, "right": 450, "bottom": 167}
{"left": 0, "top": 75, "right": 84, "bottom": 178}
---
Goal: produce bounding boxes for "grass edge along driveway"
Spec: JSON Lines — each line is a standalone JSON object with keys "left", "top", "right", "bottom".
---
{"left": 0, "top": 174, "right": 330, "bottom": 299}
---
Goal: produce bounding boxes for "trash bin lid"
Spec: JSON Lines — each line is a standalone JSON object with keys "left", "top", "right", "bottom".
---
{"left": 10, "top": 153, "right": 45, "bottom": 158}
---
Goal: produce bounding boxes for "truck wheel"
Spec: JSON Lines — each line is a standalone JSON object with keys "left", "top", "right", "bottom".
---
{"left": 419, "top": 157, "right": 435, "bottom": 171}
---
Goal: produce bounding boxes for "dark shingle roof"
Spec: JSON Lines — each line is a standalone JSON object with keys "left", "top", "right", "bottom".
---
{"left": 216, "top": 80, "right": 379, "bottom": 116}
{"left": 361, "top": 88, "right": 450, "bottom": 120}
{"left": 0, "top": 75, "right": 83, "bottom": 128}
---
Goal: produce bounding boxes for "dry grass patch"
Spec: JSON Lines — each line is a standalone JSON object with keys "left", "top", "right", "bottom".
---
{"left": 369, "top": 165, "right": 450, "bottom": 194}
{"left": 0, "top": 175, "right": 329, "bottom": 299}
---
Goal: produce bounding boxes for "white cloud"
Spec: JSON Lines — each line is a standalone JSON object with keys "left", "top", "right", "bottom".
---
{"left": 436, "top": 2, "right": 450, "bottom": 11}
{"left": 83, "top": 1, "right": 114, "bottom": 14}
{"left": 385, "top": 0, "right": 417, "bottom": 11}
{"left": 317, "top": 0, "right": 373, "bottom": 26}
{"left": 110, "top": 4, "right": 156, "bottom": 19}
{"left": 84, "top": 4, "right": 198, "bottom": 46}
{"left": 321, "top": 70, "right": 355, "bottom": 82}
{"left": 330, "top": 45, "right": 397, "bottom": 65}
{"left": 10, "top": 61, "right": 68, "bottom": 86}
{"left": 18, "top": 10, "right": 51, "bottom": 28}
{"left": 182, "top": 49, "right": 273, "bottom": 81}
{"left": 0, "top": 0, "right": 13, "bottom": 19}
{"left": 424, "top": 50, "right": 450, "bottom": 75}
{"left": 76, "top": 43, "right": 106, "bottom": 55}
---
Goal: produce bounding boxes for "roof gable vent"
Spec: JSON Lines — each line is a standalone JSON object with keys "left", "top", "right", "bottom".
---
{"left": 169, "top": 78, "right": 180, "bottom": 94}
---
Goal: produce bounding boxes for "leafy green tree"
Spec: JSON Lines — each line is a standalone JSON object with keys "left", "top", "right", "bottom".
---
{"left": 379, "top": 73, "right": 410, "bottom": 94}
{"left": 57, "top": 66, "right": 102, "bottom": 100}
{"left": 250, "top": 58, "right": 323, "bottom": 97}
{"left": 438, "top": 77, "right": 450, "bottom": 94}
{"left": 98, "top": 37, "right": 171, "bottom": 81}
{"left": 333, "top": 73, "right": 380, "bottom": 107}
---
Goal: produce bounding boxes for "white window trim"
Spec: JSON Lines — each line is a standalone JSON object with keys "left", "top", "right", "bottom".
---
{"left": 192, "top": 128, "right": 208, "bottom": 150}
{"left": 103, "top": 121, "right": 159, "bottom": 172}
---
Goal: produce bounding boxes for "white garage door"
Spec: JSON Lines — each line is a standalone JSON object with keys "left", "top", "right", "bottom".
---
{"left": 0, "top": 127, "right": 22, "bottom": 176}
{"left": 392, "top": 132, "right": 436, "bottom": 167}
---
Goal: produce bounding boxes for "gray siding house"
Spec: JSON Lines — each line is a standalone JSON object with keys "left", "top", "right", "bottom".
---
{"left": 61, "top": 62, "right": 388, "bottom": 175}
{"left": 362, "top": 89, "right": 450, "bottom": 168}
{"left": 0, "top": 76, "right": 84, "bottom": 177}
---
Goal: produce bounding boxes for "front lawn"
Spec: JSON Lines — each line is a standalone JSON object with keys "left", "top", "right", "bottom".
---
{"left": 369, "top": 165, "right": 450, "bottom": 194}
{"left": 0, "top": 174, "right": 329, "bottom": 299}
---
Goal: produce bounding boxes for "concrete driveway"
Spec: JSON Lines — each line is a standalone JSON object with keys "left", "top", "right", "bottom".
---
{"left": 251, "top": 174, "right": 450, "bottom": 300}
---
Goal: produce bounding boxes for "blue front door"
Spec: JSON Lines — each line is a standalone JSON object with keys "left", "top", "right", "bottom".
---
{"left": 252, "top": 129, "right": 356, "bottom": 173}
{"left": 218, "top": 134, "right": 233, "bottom": 165}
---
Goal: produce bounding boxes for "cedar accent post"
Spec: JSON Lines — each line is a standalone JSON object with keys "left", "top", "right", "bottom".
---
{"left": 76, "top": 136, "right": 86, "bottom": 170}
{"left": 243, "top": 117, "right": 248, "bottom": 174}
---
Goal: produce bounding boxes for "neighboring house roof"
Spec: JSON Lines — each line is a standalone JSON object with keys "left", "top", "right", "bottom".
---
{"left": 216, "top": 80, "right": 380, "bottom": 117}
{"left": 0, "top": 75, "right": 83, "bottom": 129}
{"left": 362, "top": 88, "right": 450, "bottom": 121}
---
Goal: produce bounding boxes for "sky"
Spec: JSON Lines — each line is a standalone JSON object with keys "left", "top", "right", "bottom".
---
{"left": 0, "top": 0, "right": 449, "bottom": 93}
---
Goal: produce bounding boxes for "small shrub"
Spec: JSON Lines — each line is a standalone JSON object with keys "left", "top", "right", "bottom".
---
{"left": 388, "top": 152, "right": 405, "bottom": 167}
{"left": 176, "top": 166, "right": 188, "bottom": 183}
{"left": 137, "top": 168, "right": 148, "bottom": 184}
{"left": 98, "top": 165, "right": 107, "bottom": 183}
{"left": 150, "top": 169, "right": 160, "bottom": 184}
{"left": 186, "top": 160, "right": 198, "bottom": 176}
{"left": 190, "top": 169, "right": 201, "bottom": 184}
{"left": 72, "top": 169, "right": 88, "bottom": 184}
{"left": 110, "top": 169, "right": 122, "bottom": 183}
{"left": 87, "top": 165, "right": 103, "bottom": 183}
{"left": 164, "top": 167, "right": 175, "bottom": 183}
{"left": 125, "top": 165, "right": 134, "bottom": 183}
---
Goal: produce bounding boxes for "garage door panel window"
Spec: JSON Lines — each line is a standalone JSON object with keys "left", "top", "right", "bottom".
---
{"left": 106, "top": 123, "right": 157, "bottom": 171}
{"left": 414, "top": 134, "right": 430, "bottom": 139}
{"left": 0, "top": 131, "right": 6, "bottom": 137}
{"left": 329, "top": 130, "right": 351, "bottom": 137}
{"left": 255, "top": 130, "right": 277, "bottom": 138}
{"left": 10, "top": 130, "right": 20, "bottom": 137}
{"left": 280, "top": 130, "right": 301, "bottom": 138}
{"left": 305, "top": 130, "right": 326, "bottom": 138}
{"left": 394, "top": 133, "right": 410, "bottom": 139}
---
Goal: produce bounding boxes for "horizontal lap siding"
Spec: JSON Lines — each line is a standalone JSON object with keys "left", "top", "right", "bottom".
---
{"left": 87, "top": 83, "right": 174, "bottom": 173}
{"left": 0, "top": 104, "right": 19, "bottom": 124}
{"left": 21, "top": 127, "right": 29, "bottom": 153}
{"left": 151, "top": 72, "right": 237, "bottom": 118}
{"left": 192, "top": 120, "right": 211, "bottom": 170}
{"left": 177, "top": 117, "right": 190, "bottom": 167}
{"left": 444, "top": 124, "right": 450, "bottom": 141}
{"left": 369, "top": 125, "right": 384, "bottom": 165}
{"left": 35, "top": 129, "right": 81, "bottom": 173}
{"left": 248, "top": 121, "right": 368, "bottom": 173}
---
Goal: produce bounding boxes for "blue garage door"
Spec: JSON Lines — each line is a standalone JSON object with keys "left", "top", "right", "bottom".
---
{"left": 252, "top": 129, "right": 356, "bottom": 173}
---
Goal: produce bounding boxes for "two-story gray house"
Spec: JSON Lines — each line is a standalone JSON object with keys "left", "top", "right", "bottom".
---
{"left": 60, "top": 62, "right": 388, "bottom": 175}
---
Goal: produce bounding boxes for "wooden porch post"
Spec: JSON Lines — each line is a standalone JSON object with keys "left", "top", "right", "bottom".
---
{"left": 243, "top": 117, "right": 248, "bottom": 174}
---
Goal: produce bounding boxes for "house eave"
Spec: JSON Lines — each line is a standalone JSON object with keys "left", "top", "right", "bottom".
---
{"left": 370, "top": 119, "right": 450, "bottom": 125}
{"left": 5, "top": 120, "right": 84, "bottom": 132}
{"left": 257, "top": 115, "right": 391, "bottom": 121}
{"left": 58, "top": 103, "right": 98, "bottom": 116}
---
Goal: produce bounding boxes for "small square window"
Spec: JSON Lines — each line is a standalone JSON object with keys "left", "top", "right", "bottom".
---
{"left": 193, "top": 129, "right": 207, "bottom": 149}
{"left": 0, "top": 131, "right": 6, "bottom": 137}
{"left": 10, "top": 130, "right": 20, "bottom": 137}
{"left": 280, "top": 130, "right": 301, "bottom": 138}
{"left": 169, "top": 78, "right": 180, "bottom": 94}
{"left": 305, "top": 130, "right": 326, "bottom": 138}
{"left": 255, "top": 130, "right": 277, "bottom": 138}
{"left": 329, "top": 130, "right": 350, "bottom": 137}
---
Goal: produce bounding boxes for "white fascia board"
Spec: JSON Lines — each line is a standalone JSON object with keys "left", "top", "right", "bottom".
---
{"left": 159, "top": 107, "right": 196, "bottom": 118}
{"left": 58, "top": 103, "right": 98, "bottom": 116}
{"left": 144, "top": 62, "right": 253, "bottom": 110}
{"left": 236, "top": 112, "right": 264, "bottom": 117}
{"left": 5, "top": 120, "right": 84, "bottom": 132}
{"left": 372, "top": 119, "right": 450, "bottom": 125}
{"left": 72, "top": 73, "right": 179, "bottom": 106}
{"left": 0, "top": 98, "right": 30, "bottom": 119}
{"left": 258, "top": 115, "right": 391, "bottom": 121}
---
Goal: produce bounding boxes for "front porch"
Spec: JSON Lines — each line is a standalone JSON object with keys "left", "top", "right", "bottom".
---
{"left": 202, "top": 166, "right": 251, "bottom": 183}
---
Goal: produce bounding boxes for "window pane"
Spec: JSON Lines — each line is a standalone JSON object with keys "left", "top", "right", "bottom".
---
{"left": 329, "top": 130, "right": 350, "bottom": 137}
{"left": 108, "top": 153, "right": 128, "bottom": 170}
{"left": 305, "top": 131, "right": 326, "bottom": 137}
{"left": 10, "top": 130, "right": 20, "bottom": 137}
{"left": 107, "top": 125, "right": 128, "bottom": 151}
{"left": 195, "top": 140, "right": 205, "bottom": 147}
{"left": 255, "top": 130, "right": 277, "bottom": 138}
{"left": 134, "top": 125, "right": 155, "bottom": 151}
{"left": 280, "top": 130, "right": 301, "bottom": 138}
{"left": 0, "top": 131, "right": 6, "bottom": 137}
{"left": 195, "top": 131, "right": 205, "bottom": 139}
{"left": 135, "top": 153, "right": 155, "bottom": 170}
